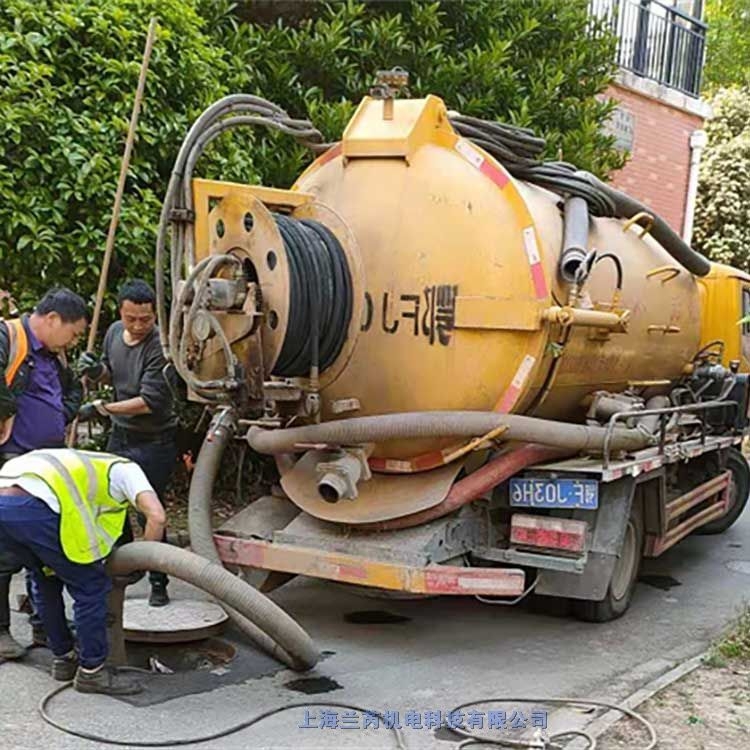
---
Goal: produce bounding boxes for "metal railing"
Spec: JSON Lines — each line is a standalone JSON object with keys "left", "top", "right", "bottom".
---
{"left": 602, "top": 399, "right": 737, "bottom": 468}
{"left": 591, "top": 0, "right": 707, "bottom": 97}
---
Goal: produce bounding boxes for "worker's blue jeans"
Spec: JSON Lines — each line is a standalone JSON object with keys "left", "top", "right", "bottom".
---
{"left": 0, "top": 494, "right": 110, "bottom": 668}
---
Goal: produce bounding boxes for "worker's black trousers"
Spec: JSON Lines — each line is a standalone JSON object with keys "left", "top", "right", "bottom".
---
{"left": 107, "top": 426, "right": 177, "bottom": 589}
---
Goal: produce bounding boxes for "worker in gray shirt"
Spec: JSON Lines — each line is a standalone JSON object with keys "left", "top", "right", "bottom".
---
{"left": 77, "top": 280, "right": 177, "bottom": 606}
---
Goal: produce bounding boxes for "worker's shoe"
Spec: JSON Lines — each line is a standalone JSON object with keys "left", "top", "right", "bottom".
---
{"left": 73, "top": 666, "right": 143, "bottom": 696}
{"left": 0, "top": 628, "right": 25, "bottom": 660}
{"left": 148, "top": 583, "right": 169, "bottom": 608}
{"left": 51, "top": 651, "right": 78, "bottom": 681}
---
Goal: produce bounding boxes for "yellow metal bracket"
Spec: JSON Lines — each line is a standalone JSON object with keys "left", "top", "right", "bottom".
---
{"left": 192, "top": 178, "right": 315, "bottom": 259}
{"left": 623, "top": 211, "right": 655, "bottom": 238}
{"left": 542, "top": 305, "right": 630, "bottom": 333}
{"left": 646, "top": 265, "right": 681, "bottom": 283}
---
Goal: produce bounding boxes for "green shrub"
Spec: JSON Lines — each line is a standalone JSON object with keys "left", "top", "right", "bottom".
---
{"left": 213, "top": 0, "right": 624, "bottom": 186}
{"left": 0, "top": 0, "right": 253, "bottom": 314}
{"left": 0, "top": 0, "right": 622, "bottom": 320}
{"left": 692, "top": 86, "right": 750, "bottom": 271}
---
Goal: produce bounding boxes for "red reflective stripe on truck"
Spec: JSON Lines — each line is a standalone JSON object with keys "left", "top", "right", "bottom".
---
{"left": 479, "top": 159, "right": 509, "bottom": 189}
{"left": 317, "top": 142, "right": 342, "bottom": 167}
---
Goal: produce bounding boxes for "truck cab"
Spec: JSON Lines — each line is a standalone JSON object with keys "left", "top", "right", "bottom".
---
{"left": 699, "top": 262, "right": 750, "bottom": 372}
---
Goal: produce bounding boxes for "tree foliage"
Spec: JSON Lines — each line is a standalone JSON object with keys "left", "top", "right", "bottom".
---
{"left": 692, "top": 86, "right": 750, "bottom": 270}
{"left": 704, "top": 0, "right": 750, "bottom": 89}
{"left": 0, "top": 0, "right": 254, "bottom": 312}
{"left": 0, "top": 0, "right": 623, "bottom": 318}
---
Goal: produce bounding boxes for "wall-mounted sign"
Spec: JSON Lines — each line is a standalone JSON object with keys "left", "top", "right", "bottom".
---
{"left": 603, "top": 106, "right": 635, "bottom": 153}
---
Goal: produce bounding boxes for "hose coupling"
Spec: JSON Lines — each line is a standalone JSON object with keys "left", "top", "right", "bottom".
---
{"left": 316, "top": 448, "right": 371, "bottom": 503}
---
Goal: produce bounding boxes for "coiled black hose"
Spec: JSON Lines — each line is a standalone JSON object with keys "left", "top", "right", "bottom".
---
{"left": 449, "top": 114, "right": 616, "bottom": 216}
{"left": 273, "top": 215, "right": 353, "bottom": 377}
{"left": 449, "top": 112, "right": 711, "bottom": 276}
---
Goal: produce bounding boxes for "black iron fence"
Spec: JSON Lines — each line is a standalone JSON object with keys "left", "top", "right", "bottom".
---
{"left": 591, "top": 0, "right": 707, "bottom": 97}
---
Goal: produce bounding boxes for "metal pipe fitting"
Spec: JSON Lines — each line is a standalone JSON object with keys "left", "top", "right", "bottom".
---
{"left": 315, "top": 449, "right": 371, "bottom": 503}
{"left": 559, "top": 195, "right": 590, "bottom": 283}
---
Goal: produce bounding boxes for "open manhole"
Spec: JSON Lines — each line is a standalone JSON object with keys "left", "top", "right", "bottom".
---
{"left": 126, "top": 637, "right": 236, "bottom": 673}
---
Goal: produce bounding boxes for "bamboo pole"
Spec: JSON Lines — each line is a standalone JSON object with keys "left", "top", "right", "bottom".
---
{"left": 68, "top": 18, "right": 158, "bottom": 448}
{"left": 87, "top": 16, "right": 159, "bottom": 350}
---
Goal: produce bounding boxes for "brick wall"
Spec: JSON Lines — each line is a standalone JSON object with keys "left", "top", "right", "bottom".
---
{"left": 606, "top": 82, "right": 704, "bottom": 233}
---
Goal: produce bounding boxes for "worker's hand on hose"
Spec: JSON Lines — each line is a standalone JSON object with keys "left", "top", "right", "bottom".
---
{"left": 78, "top": 399, "right": 110, "bottom": 423}
{"left": 75, "top": 351, "right": 105, "bottom": 381}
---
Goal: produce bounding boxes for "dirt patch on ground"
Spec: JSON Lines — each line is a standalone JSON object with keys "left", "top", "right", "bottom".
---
{"left": 597, "top": 659, "right": 750, "bottom": 749}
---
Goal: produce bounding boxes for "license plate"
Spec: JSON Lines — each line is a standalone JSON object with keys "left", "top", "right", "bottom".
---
{"left": 509, "top": 478, "right": 599, "bottom": 509}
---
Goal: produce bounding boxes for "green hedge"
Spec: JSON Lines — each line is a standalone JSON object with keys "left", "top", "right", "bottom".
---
{"left": 0, "top": 0, "right": 622, "bottom": 318}
{"left": 693, "top": 86, "right": 750, "bottom": 271}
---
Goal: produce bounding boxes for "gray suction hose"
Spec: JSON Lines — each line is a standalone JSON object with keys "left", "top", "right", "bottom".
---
{"left": 247, "top": 410, "right": 653, "bottom": 455}
{"left": 560, "top": 195, "right": 590, "bottom": 283}
{"left": 186, "top": 415, "right": 318, "bottom": 671}
{"left": 108, "top": 542, "right": 318, "bottom": 671}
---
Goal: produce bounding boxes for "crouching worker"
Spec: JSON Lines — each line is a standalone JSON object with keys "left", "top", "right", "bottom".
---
{"left": 0, "top": 448, "right": 166, "bottom": 695}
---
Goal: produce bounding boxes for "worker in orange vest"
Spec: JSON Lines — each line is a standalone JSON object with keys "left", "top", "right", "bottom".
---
{"left": 0, "top": 288, "right": 87, "bottom": 661}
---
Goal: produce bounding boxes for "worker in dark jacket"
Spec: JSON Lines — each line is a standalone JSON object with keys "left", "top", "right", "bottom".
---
{"left": 77, "top": 279, "right": 177, "bottom": 607}
{"left": 0, "top": 287, "right": 88, "bottom": 661}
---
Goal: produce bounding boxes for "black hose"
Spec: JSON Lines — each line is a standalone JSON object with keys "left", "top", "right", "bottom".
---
{"left": 449, "top": 113, "right": 711, "bottom": 277}
{"left": 39, "top": 694, "right": 407, "bottom": 748}
{"left": 273, "top": 215, "right": 352, "bottom": 377}
{"left": 582, "top": 173, "right": 711, "bottom": 277}
{"left": 595, "top": 252, "right": 624, "bottom": 290}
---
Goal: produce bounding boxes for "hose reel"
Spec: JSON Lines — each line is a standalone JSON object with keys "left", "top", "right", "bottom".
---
{"left": 169, "top": 193, "right": 357, "bottom": 409}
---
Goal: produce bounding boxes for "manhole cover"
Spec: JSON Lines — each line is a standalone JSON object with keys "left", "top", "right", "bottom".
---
{"left": 124, "top": 598, "right": 228, "bottom": 643}
{"left": 725, "top": 560, "right": 750, "bottom": 575}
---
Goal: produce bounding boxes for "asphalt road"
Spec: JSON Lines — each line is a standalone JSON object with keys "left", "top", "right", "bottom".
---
{"left": 1, "top": 510, "right": 749, "bottom": 750}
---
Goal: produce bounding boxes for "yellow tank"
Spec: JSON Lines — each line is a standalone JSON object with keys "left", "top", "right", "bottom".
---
{"left": 191, "top": 95, "right": 743, "bottom": 472}
{"left": 289, "top": 96, "right": 700, "bottom": 462}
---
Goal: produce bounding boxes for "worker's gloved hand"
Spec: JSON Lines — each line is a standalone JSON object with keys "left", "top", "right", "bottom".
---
{"left": 78, "top": 399, "right": 110, "bottom": 423}
{"left": 76, "top": 351, "right": 105, "bottom": 381}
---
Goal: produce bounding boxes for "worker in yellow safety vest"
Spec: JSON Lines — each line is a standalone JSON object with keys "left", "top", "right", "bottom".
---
{"left": 0, "top": 448, "right": 166, "bottom": 695}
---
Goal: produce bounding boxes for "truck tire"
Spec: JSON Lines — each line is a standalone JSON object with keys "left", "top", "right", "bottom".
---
{"left": 572, "top": 500, "right": 644, "bottom": 623}
{"left": 696, "top": 448, "right": 750, "bottom": 535}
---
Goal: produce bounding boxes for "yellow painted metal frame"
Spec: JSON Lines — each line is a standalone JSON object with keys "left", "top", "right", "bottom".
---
{"left": 213, "top": 534, "right": 525, "bottom": 596}
{"left": 192, "top": 179, "right": 315, "bottom": 261}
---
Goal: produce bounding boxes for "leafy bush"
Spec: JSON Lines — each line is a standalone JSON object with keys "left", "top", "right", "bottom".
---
{"left": 214, "top": 0, "right": 624, "bottom": 186}
{"left": 692, "top": 87, "right": 750, "bottom": 271}
{"left": 0, "top": 0, "right": 623, "bottom": 320}
{"left": 704, "top": 0, "right": 750, "bottom": 90}
{"left": 0, "top": 0, "right": 254, "bottom": 313}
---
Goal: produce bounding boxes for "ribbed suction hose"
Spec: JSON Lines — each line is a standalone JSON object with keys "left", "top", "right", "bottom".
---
{"left": 187, "top": 414, "right": 319, "bottom": 671}
{"left": 247, "top": 411, "right": 653, "bottom": 455}
{"left": 108, "top": 542, "right": 318, "bottom": 671}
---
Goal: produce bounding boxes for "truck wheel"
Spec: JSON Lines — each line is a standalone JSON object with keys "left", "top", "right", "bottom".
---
{"left": 696, "top": 448, "right": 750, "bottom": 535}
{"left": 572, "top": 500, "right": 644, "bottom": 623}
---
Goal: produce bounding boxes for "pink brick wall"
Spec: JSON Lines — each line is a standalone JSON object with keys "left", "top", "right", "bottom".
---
{"left": 606, "top": 83, "right": 704, "bottom": 233}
